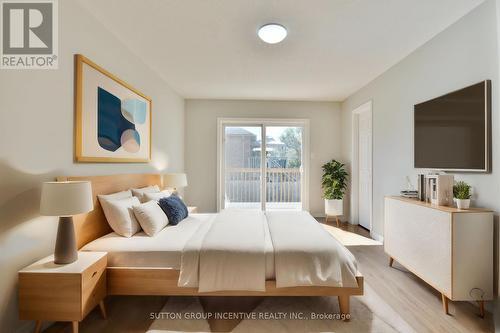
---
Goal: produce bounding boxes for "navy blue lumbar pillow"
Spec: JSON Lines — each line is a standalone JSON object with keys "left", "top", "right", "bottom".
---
{"left": 158, "top": 194, "right": 188, "bottom": 225}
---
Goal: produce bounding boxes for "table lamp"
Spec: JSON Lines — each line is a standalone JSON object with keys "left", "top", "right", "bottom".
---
{"left": 40, "top": 181, "right": 93, "bottom": 264}
{"left": 163, "top": 173, "right": 188, "bottom": 192}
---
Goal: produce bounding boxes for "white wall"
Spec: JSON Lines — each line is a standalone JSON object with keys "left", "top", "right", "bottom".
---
{"left": 184, "top": 100, "right": 343, "bottom": 216}
{"left": 341, "top": 0, "right": 499, "bottom": 241}
{"left": 0, "top": 2, "right": 184, "bottom": 333}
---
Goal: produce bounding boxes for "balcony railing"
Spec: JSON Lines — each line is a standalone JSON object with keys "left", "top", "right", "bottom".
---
{"left": 224, "top": 168, "right": 301, "bottom": 208}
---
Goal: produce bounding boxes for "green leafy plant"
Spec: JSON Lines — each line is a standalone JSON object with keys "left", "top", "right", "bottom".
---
{"left": 453, "top": 181, "right": 472, "bottom": 200}
{"left": 322, "top": 160, "right": 348, "bottom": 200}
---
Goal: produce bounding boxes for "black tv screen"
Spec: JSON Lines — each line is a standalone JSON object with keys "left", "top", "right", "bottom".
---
{"left": 414, "top": 80, "right": 491, "bottom": 172}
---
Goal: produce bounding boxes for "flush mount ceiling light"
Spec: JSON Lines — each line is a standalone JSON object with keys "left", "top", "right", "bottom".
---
{"left": 258, "top": 23, "right": 287, "bottom": 44}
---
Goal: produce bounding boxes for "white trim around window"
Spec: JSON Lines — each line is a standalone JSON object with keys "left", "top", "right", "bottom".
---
{"left": 217, "top": 118, "right": 310, "bottom": 212}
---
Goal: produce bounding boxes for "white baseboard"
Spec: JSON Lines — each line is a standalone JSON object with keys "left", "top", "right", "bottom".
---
{"left": 493, "top": 299, "right": 500, "bottom": 333}
{"left": 371, "top": 233, "right": 384, "bottom": 243}
{"left": 312, "top": 212, "right": 325, "bottom": 218}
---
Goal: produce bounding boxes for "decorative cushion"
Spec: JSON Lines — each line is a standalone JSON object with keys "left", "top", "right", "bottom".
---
{"left": 131, "top": 185, "right": 160, "bottom": 203}
{"left": 143, "top": 190, "right": 172, "bottom": 202}
{"left": 132, "top": 200, "right": 169, "bottom": 236}
{"left": 98, "top": 196, "right": 141, "bottom": 237}
{"left": 158, "top": 195, "right": 188, "bottom": 226}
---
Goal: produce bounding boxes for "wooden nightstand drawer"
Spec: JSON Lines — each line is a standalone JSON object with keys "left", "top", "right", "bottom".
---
{"left": 19, "top": 273, "right": 81, "bottom": 321}
{"left": 19, "top": 252, "right": 108, "bottom": 328}
{"left": 81, "top": 255, "right": 106, "bottom": 317}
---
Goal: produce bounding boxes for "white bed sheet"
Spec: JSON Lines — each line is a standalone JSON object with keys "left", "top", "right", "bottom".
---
{"left": 82, "top": 213, "right": 276, "bottom": 279}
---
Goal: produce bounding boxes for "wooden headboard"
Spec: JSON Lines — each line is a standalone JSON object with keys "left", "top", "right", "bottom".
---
{"left": 57, "top": 174, "right": 162, "bottom": 248}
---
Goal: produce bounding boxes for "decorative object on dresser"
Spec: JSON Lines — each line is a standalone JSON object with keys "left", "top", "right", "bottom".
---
{"left": 385, "top": 196, "right": 493, "bottom": 317}
{"left": 453, "top": 181, "right": 472, "bottom": 210}
{"left": 417, "top": 174, "right": 426, "bottom": 201}
{"left": 322, "top": 159, "right": 348, "bottom": 227}
{"left": 425, "top": 174, "right": 454, "bottom": 206}
{"left": 163, "top": 173, "right": 188, "bottom": 192}
{"left": 19, "top": 252, "right": 107, "bottom": 333}
{"left": 40, "top": 181, "right": 94, "bottom": 264}
{"left": 75, "top": 54, "right": 152, "bottom": 163}
{"left": 399, "top": 190, "right": 418, "bottom": 199}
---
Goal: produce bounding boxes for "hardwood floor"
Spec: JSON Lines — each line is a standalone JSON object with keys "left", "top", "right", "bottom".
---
{"left": 43, "top": 219, "right": 494, "bottom": 333}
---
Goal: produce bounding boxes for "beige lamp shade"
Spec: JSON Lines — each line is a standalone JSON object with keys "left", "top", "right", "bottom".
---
{"left": 163, "top": 173, "right": 188, "bottom": 189}
{"left": 40, "top": 181, "right": 94, "bottom": 216}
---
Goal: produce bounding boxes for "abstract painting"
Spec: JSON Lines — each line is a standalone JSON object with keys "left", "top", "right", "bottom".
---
{"left": 75, "top": 54, "right": 151, "bottom": 162}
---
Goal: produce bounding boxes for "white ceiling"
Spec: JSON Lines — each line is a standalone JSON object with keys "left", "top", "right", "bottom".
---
{"left": 77, "top": 0, "right": 484, "bottom": 101}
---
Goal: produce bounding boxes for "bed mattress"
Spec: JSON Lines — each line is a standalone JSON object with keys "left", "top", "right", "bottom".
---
{"left": 81, "top": 213, "right": 276, "bottom": 279}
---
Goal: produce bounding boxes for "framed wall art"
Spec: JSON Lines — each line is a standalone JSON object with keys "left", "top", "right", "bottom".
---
{"left": 75, "top": 54, "right": 152, "bottom": 163}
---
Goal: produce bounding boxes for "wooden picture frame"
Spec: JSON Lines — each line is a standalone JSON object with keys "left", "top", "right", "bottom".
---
{"left": 75, "top": 54, "right": 152, "bottom": 163}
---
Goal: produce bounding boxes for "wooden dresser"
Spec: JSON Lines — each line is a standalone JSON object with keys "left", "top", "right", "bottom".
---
{"left": 384, "top": 196, "right": 493, "bottom": 316}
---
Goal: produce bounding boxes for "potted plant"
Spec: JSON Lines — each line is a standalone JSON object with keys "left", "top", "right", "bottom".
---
{"left": 453, "top": 181, "right": 472, "bottom": 209}
{"left": 322, "top": 159, "right": 348, "bottom": 217}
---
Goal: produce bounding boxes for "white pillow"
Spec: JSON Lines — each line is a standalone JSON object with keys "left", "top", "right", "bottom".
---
{"left": 133, "top": 200, "right": 169, "bottom": 236}
{"left": 131, "top": 185, "right": 160, "bottom": 203}
{"left": 98, "top": 196, "right": 141, "bottom": 237}
{"left": 143, "top": 190, "right": 172, "bottom": 202}
{"left": 98, "top": 190, "right": 132, "bottom": 201}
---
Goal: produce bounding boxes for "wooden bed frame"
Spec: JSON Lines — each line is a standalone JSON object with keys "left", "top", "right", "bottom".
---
{"left": 58, "top": 173, "right": 364, "bottom": 316}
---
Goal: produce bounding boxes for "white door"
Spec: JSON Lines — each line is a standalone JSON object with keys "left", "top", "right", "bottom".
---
{"left": 358, "top": 111, "right": 372, "bottom": 230}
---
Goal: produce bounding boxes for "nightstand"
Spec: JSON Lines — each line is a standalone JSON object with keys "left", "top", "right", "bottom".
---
{"left": 188, "top": 206, "right": 198, "bottom": 213}
{"left": 19, "top": 252, "right": 107, "bottom": 333}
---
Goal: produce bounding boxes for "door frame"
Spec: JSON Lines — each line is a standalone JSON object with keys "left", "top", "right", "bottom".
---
{"left": 351, "top": 101, "right": 373, "bottom": 234}
{"left": 217, "top": 118, "right": 310, "bottom": 212}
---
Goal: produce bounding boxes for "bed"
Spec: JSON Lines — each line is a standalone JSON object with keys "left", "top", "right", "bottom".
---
{"left": 58, "top": 174, "right": 363, "bottom": 316}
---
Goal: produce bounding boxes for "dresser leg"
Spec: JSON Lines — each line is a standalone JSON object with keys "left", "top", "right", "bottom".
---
{"left": 34, "top": 321, "right": 42, "bottom": 333}
{"left": 389, "top": 257, "right": 394, "bottom": 267}
{"left": 441, "top": 294, "right": 449, "bottom": 315}
{"left": 336, "top": 216, "right": 340, "bottom": 227}
{"left": 99, "top": 300, "right": 107, "bottom": 319}
{"left": 478, "top": 300, "right": 485, "bottom": 318}
{"left": 72, "top": 321, "right": 78, "bottom": 333}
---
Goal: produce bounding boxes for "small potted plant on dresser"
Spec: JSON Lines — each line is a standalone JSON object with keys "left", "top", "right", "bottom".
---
{"left": 453, "top": 181, "right": 472, "bottom": 209}
{"left": 322, "top": 159, "right": 348, "bottom": 226}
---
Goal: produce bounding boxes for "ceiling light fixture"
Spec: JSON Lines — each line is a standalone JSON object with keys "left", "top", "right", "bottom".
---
{"left": 258, "top": 23, "right": 287, "bottom": 44}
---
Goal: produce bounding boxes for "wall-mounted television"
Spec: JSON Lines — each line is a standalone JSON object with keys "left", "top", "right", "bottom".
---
{"left": 414, "top": 80, "right": 491, "bottom": 172}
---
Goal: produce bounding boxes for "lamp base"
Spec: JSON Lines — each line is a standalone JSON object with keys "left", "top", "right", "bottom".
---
{"left": 54, "top": 216, "right": 78, "bottom": 264}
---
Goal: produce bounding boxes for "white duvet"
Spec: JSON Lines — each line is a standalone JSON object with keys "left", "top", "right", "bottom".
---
{"left": 179, "top": 210, "right": 267, "bottom": 292}
{"left": 178, "top": 210, "right": 358, "bottom": 292}
{"left": 267, "top": 210, "right": 359, "bottom": 288}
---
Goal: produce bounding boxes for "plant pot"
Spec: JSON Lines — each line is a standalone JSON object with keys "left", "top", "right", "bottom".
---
{"left": 455, "top": 198, "right": 470, "bottom": 210}
{"left": 325, "top": 199, "right": 343, "bottom": 216}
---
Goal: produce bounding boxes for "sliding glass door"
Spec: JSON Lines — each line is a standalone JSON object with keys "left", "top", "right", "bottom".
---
{"left": 265, "top": 126, "right": 302, "bottom": 210}
{"left": 219, "top": 120, "right": 308, "bottom": 211}
{"left": 223, "top": 126, "right": 262, "bottom": 209}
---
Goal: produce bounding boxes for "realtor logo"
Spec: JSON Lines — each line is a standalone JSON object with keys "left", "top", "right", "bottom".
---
{"left": 1, "top": 0, "right": 58, "bottom": 69}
